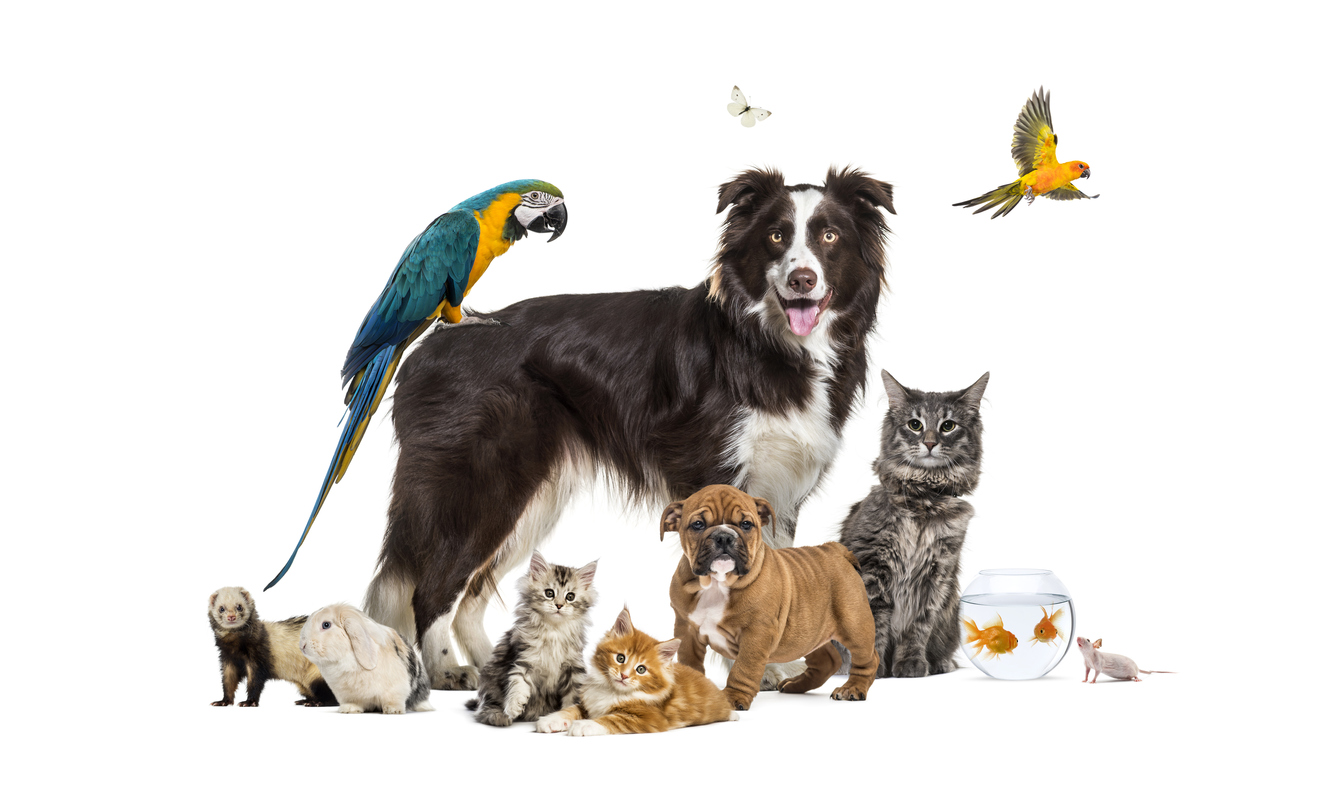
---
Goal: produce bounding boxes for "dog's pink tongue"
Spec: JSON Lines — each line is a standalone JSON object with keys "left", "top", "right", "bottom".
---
{"left": 786, "top": 304, "right": 820, "bottom": 336}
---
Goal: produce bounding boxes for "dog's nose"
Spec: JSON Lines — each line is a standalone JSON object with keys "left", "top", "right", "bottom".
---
{"left": 788, "top": 268, "right": 817, "bottom": 294}
{"left": 714, "top": 532, "right": 733, "bottom": 550}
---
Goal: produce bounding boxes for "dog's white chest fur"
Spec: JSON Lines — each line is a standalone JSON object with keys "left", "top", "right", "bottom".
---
{"left": 726, "top": 378, "right": 840, "bottom": 532}
{"left": 690, "top": 578, "right": 733, "bottom": 653}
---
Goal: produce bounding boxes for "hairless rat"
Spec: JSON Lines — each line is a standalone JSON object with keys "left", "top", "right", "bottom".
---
{"left": 1076, "top": 636, "right": 1173, "bottom": 682}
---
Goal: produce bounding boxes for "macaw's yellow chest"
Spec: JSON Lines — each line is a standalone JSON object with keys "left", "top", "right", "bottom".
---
{"left": 466, "top": 192, "right": 524, "bottom": 297}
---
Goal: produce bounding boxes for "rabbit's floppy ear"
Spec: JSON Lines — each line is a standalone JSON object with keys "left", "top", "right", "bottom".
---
{"left": 342, "top": 610, "right": 380, "bottom": 670}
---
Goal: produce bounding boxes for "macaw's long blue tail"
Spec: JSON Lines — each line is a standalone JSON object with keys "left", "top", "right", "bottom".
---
{"left": 265, "top": 343, "right": 403, "bottom": 590}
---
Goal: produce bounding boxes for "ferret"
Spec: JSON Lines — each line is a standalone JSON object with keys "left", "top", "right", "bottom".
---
{"left": 208, "top": 587, "right": 338, "bottom": 707}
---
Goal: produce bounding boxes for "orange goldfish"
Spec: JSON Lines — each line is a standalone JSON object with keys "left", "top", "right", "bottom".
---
{"left": 962, "top": 614, "right": 1019, "bottom": 659}
{"left": 1028, "top": 606, "right": 1068, "bottom": 647}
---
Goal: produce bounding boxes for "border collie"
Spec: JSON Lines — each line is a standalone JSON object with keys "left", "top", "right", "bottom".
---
{"left": 364, "top": 167, "right": 895, "bottom": 688}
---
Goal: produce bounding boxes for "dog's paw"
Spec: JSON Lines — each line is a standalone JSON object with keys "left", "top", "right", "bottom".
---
{"left": 892, "top": 657, "right": 930, "bottom": 678}
{"left": 432, "top": 665, "right": 480, "bottom": 690}
{"left": 830, "top": 684, "right": 868, "bottom": 702}
{"left": 776, "top": 672, "right": 820, "bottom": 695}
{"left": 338, "top": 703, "right": 366, "bottom": 714}
{"left": 535, "top": 714, "right": 570, "bottom": 733}
{"left": 724, "top": 689, "right": 754, "bottom": 711}
{"left": 568, "top": 719, "right": 609, "bottom": 737}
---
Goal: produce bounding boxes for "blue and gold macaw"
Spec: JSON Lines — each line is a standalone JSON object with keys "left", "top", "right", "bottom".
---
{"left": 265, "top": 180, "right": 567, "bottom": 590}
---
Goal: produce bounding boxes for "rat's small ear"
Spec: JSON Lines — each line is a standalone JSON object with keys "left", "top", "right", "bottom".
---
{"left": 660, "top": 501, "right": 685, "bottom": 541}
{"left": 1093, "top": 639, "right": 1103, "bottom": 649}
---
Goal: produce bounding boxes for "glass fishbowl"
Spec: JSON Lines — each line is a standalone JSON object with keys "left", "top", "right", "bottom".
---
{"left": 959, "top": 568, "right": 1074, "bottom": 680}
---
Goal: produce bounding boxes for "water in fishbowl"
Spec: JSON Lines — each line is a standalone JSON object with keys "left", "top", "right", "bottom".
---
{"left": 959, "top": 593, "right": 1075, "bottom": 680}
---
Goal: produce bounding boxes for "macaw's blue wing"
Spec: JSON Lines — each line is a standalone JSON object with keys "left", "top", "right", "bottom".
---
{"left": 265, "top": 210, "right": 480, "bottom": 591}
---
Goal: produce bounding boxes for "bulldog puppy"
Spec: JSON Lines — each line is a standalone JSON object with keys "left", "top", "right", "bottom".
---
{"left": 663, "top": 484, "right": 878, "bottom": 710}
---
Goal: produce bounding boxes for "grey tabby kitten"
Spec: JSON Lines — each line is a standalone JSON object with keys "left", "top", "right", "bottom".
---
{"left": 837, "top": 369, "right": 988, "bottom": 678}
{"left": 466, "top": 551, "right": 597, "bottom": 726}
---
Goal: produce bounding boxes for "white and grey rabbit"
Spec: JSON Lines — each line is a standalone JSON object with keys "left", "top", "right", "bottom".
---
{"left": 299, "top": 603, "right": 433, "bottom": 714}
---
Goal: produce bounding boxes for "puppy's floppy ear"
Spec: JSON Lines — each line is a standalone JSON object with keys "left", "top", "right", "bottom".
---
{"left": 716, "top": 167, "right": 785, "bottom": 214}
{"left": 528, "top": 550, "right": 549, "bottom": 578}
{"left": 342, "top": 609, "right": 380, "bottom": 671}
{"left": 660, "top": 500, "right": 686, "bottom": 541}
{"left": 752, "top": 497, "right": 775, "bottom": 532}
{"left": 656, "top": 638, "right": 682, "bottom": 664}
{"left": 612, "top": 606, "right": 633, "bottom": 637}
{"left": 825, "top": 165, "right": 896, "bottom": 215}
{"left": 959, "top": 372, "right": 990, "bottom": 410}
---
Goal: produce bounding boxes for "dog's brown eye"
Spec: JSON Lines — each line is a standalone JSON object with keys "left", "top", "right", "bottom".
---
{"left": 770, "top": 231, "right": 782, "bottom": 243}
{"left": 823, "top": 230, "right": 837, "bottom": 242}
{"left": 636, "top": 665, "right": 647, "bottom": 674}
{"left": 616, "top": 654, "right": 626, "bottom": 663}
{"left": 941, "top": 420, "right": 956, "bottom": 432}
{"left": 908, "top": 419, "right": 923, "bottom": 432}
{"left": 740, "top": 520, "right": 753, "bottom": 530}
{"left": 565, "top": 592, "right": 575, "bottom": 602}
{"left": 544, "top": 589, "right": 554, "bottom": 598}
{"left": 690, "top": 520, "right": 705, "bottom": 531}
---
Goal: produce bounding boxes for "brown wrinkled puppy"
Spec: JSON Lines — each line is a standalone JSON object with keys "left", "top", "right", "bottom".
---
{"left": 664, "top": 485, "right": 878, "bottom": 710}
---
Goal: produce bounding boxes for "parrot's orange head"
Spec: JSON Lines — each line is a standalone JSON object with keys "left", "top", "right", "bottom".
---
{"left": 1071, "top": 161, "right": 1092, "bottom": 179}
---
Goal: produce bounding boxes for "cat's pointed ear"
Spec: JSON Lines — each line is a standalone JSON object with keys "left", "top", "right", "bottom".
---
{"left": 528, "top": 551, "right": 549, "bottom": 578}
{"left": 959, "top": 372, "right": 990, "bottom": 409}
{"left": 576, "top": 560, "right": 598, "bottom": 588}
{"left": 880, "top": 369, "right": 909, "bottom": 411}
{"left": 660, "top": 500, "right": 685, "bottom": 541}
{"left": 753, "top": 497, "right": 775, "bottom": 532}
{"left": 656, "top": 638, "right": 682, "bottom": 663}
{"left": 612, "top": 606, "right": 633, "bottom": 637}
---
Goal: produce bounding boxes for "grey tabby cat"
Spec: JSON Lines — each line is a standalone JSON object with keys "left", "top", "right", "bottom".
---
{"left": 837, "top": 369, "right": 988, "bottom": 678}
{"left": 466, "top": 551, "right": 597, "bottom": 726}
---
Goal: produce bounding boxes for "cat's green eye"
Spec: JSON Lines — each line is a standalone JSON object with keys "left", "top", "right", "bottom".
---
{"left": 544, "top": 589, "right": 554, "bottom": 598}
{"left": 565, "top": 592, "right": 575, "bottom": 602}
{"left": 636, "top": 665, "right": 647, "bottom": 674}
{"left": 616, "top": 654, "right": 626, "bottom": 663}
{"left": 908, "top": 419, "right": 923, "bottom": 432}
{"left": 940, "top": 420, "right": 956, "bottom": 433}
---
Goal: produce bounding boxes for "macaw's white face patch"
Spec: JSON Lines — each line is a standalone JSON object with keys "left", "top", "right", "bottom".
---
{"left": 514, "top": 192, "right": 564, "bottom": 228}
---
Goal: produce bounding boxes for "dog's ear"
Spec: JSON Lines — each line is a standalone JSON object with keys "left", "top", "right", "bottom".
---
{"left": 752, "top": 497, "right": 775, "bottom": 532}
{"left": 717, "top": 167, "right": 785, "bottom": 214}
{"left": 660, "top": 500, "right": 686, "bottom": 541}
{"left": 825, "top": 165, "right": 896, "bottom": 215}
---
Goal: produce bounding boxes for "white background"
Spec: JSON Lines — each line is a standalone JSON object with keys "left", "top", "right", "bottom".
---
{"left": 3, "top": 1, "right": 1319, "bottom": 789}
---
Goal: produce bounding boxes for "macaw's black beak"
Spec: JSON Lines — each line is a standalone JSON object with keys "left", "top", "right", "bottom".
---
{"left": 1082, "top": 168, "right": 1091, "bottom": 179}
{"left": 528, "top": 202, "right": 568, "bottom": 242}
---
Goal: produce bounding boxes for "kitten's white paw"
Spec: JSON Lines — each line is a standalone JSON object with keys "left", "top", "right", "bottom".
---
{"left": 568, "top": 719, "right": 609, "bottom": 737}
{"left": 504, "top": 677, "right": 531, "bottom": 719}
{"left": 728, "top": 712, "right": 740, "bottom": 722}
{"left": 338, "top": 703, "right": 365, "bottom": 714}
{"left": 535, "top": 714, "right": 570, "bottom": 733}
{"left": 759, "top": 660, "right": 807, "bottom": 691}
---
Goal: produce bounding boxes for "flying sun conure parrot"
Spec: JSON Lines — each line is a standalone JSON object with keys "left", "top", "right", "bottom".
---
{"left": 265, "top": 179, "right": 568, "bottom": 590}
{"left": 954, "top": 87, "right": 1098, "bottom": 219}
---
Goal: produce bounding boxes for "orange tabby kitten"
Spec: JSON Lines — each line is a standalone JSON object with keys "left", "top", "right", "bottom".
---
{"left": 535, "top": 605, "right": 737, "bottom": 736}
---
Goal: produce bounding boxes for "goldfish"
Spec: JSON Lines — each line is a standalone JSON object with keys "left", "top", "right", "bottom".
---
{"left": 961, "top": 613, "right": 1019, "bottom": 659}
{"left": 1028, "top": 606, "right": 1068, "bottom": 647}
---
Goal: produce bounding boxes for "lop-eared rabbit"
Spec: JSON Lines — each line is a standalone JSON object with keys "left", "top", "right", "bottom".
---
{"left": 299, "top": 604, "right": 433, "bottom": 714}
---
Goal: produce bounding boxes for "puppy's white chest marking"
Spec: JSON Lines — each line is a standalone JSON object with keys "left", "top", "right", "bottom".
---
{"left": 727, "top": 379, "right": 840, "bottom": 523}
{"left": 690, "top": 581, "right": 732, "bottom": 654}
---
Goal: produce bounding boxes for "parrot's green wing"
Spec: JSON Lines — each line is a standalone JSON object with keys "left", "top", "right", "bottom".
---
{"left": 1044, "top": 184, "right": 1099, "bottom": 201}
{"left": 1012, "top": 87, "right": 1058, "bottom": 176}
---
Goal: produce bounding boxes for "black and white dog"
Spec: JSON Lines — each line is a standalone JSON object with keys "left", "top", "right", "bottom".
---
{"left": 364, "top": 167, "right": 895, "bottom": 688}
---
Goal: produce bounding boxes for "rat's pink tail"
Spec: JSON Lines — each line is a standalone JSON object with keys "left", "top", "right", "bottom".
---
{"left": 1138, "top": 670, "right": 1175, "bottom": 674}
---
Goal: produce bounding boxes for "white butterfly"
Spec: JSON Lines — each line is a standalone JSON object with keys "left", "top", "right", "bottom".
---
{"left": 727, "top": 85, "right": 772, "bottom": 128}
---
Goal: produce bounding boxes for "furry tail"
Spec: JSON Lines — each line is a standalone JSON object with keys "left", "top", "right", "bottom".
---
{"left": 465, "top": 698, "right": 478, "bottom": 711}
{"left": 265, "top": 343, "right": 402, "bottom": 591}
{"left": 953, "top": 180, "right": 1024, "bottom": 219}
